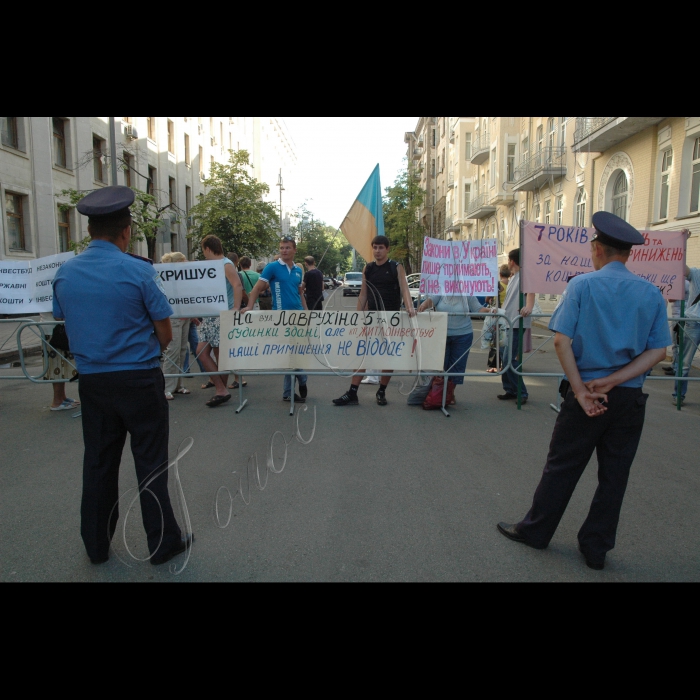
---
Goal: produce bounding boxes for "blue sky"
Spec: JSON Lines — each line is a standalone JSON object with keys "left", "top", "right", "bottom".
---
{"left": 282, "top": 117, "right": 419, "bottom": 228}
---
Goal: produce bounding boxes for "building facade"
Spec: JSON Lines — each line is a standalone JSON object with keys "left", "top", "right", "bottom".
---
{"left": 408, "top": 116, "right": 700, "bottom": 267}
{"left": 0, "top": 116, "right": 297, "bottom": 262}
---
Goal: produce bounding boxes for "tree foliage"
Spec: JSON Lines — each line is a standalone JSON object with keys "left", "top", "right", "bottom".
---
{"left": 383, "top": 164, "right": 426, "bottom": 274}
{"left": 290, "top": 204, "right": 354, "bottom": 277}
{"left": 188, "top": 150, "right": 281, "bottom": 259}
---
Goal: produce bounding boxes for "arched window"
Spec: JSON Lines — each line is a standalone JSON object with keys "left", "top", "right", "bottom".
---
{"left": 576, "top": 188, "right": 587, "bottom": 228}
{"left": 612, "top": 172, "right": 629, "bottom": 221}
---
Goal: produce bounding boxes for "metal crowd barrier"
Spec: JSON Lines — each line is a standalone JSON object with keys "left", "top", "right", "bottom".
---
{"left": 0, "top": 318, "right": 46, "bottom": 381}
{"left": 9, "top": 313, "right": 698, "bottom": 418}
{"left": 513, "top": 314, "right": 700, "bottom": 413}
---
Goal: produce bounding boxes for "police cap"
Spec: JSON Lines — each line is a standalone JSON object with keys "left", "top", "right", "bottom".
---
{"left": 592, "top": 211, "right": 645, "bottom": 251}
{"left": 76, "top": 186, "right": 135, "bottom": 219}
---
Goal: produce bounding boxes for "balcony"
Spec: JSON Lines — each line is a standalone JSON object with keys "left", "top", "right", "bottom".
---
{"left": 448, "top": 174, "right": 455, "bottom": 189}
{"left": 465, "top": 192, "right": 497, "bottom": 220}
{"left": 450, "top": 130, "right": 456, "bottom": 144}
{"left": 573, "top": 117, "right": 666, "bottom": 153}
{"left": 447, "top": 216, "right": 462, "bottom": 233}
{"left": 470, "top": 132, "right": 490, "bottom": 165}
{"left": 490, "top": 187, "right": 516, "bottom": 205}
{"left": 412, "top": 147, "right": 424, "bottom": 161}
{"left": 512, "top": 148, "right": 567, "bottom": 192}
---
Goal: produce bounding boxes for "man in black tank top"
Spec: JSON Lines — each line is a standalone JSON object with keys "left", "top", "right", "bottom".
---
{"left": 334, "top": 236, "right": 416, "bottom": 407}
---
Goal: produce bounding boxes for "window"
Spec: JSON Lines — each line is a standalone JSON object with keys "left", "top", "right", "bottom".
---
{"left": 148, "top": 167, "right": 157, "bottom": 196}
{"left": 53, "top": 118, "right": 67, "bottom": 168}
{"left": 6, "top": 193, "right": 29, "bottom": 252}
{"left": 560, "top": 117, "right": 568, "bottom": 148}
{"left": 93, "top": 136, "right": 106, "bottom": 182}
{"left": 692, "top": 138, "right": 700, "bottom": 213}
{"left": 167, "top": 120, "right": 175, "bottom": 154}
{"left": 491, "top": 148, "right": 497, "bottom": 187}
{"left": 545, "top": 200, "right": 552, "bottom": 224}
{"left": 506, "top": 144, "right": 516, "bottom": 182}
{"left": 184, "top": 134, "right": 191, "bottom": 166}
{"left": 522, "top": 136, "right": 529, "bottom": 165}
{"left": 659, "top": 149, "right": 673, "bottom": 220}
{"left": 2, "top": 117, "right": 20, "bottom": 150}
{"left": 169, "top": 177, "right": 177, "bottom": 207}
{"left": 576, "top": 188, "right": 587, "bottom": 228}
{"left": 612, "top": 172, "right": 629, "bottom": 221}
{"left": 536, "top": 126, "right": 544, "bottom": 166}
{"left": 58, "top": 208, "right": 71, "bottom": 253}
{"left": 534, "top": 202, "right": 541, "bottom": 223}
{"left": 147, "top": 117, "right": 157, "bottom": 142}
{"left": 557, "top": 195, "right": 564, "bottom": 225}
{"left": 465, "top": 133, "right": 472, "bottom": 161}
{"left": 123, "top": 152, "right": 133, "bottom": 187}
{"left": 548, "top": 118, "right": 556, "bottom": 151}
{"left": 464, "top": 183, "right": 471, "bottom": 212}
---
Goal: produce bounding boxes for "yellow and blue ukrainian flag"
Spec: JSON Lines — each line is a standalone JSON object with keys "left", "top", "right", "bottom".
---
{"left": 340, "top": 165, "right": 384, "bottom": 264}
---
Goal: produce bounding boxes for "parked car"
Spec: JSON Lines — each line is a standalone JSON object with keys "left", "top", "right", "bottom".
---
{"left": 342, "top": 272, "right": 364, "bottom": 297}
{"left": 323, "top": 277, "right": 335, "bottom": 290}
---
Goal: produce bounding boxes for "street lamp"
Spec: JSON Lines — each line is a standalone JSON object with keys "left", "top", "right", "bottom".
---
{"left": 277, "top": 170, "right": 285, "bottom": 234}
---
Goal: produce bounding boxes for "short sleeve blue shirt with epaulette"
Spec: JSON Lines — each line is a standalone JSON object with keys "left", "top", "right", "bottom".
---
{"left": 550, "top": 261, "right": 671, "bottom": 388}
{"left": 53, "top": 240, "right": 174, "bottom": 374}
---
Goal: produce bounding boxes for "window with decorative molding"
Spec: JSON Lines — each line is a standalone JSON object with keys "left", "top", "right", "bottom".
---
{"left": 692, "top": 138, "right": 700, "bottom": 214}
{"left": 659, "top": 149, "right": 673, "bottom": 220}
{"left": 576, "top": 188, "right": 587, "bottom": 228}
{"left": 612, "top": 172, "right": 629, "bottom": 221}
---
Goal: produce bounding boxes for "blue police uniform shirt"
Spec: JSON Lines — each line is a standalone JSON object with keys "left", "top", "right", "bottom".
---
{"left": 53, "top": 240, "right": 174, "bottom": 375}
{"left": 260, "top": 260, "right": 304, "bottom": 311}
{"left": 550, "top": 261, "right": 671, "bottom": 389}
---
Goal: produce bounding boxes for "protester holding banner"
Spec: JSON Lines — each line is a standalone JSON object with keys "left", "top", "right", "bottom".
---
{"left": 498, "top": 212, "right": 671, "bottom": 572}
{"left": 499, "top": 250, "right": 535, "bottom": 405}
{"left": 673, "top": 258, "right": 700, "bottom": 405}
{"left": 333, "top": 236, "right": 416, "bottom": 407}
{"left": 160, "top": 253, "right": 192, "bottom": 401}
{"left": 53, "top": 186, "right": 192, "bottom": 567}
{"left": 419, "top": 295, "right": 490, "bottom": 403}
{"left": 198, "top": 236, "right": 243, "bottom": 408}
{"left": 245, "top": 236, "right": 310, "bottom": 403}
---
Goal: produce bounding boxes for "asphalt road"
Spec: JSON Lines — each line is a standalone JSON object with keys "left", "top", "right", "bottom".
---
{"left": 1, "top": 331, "right": 698, "bottom": 583}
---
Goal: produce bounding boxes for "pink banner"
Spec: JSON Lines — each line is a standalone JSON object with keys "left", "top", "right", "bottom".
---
{"left": 521, "top": 222, "right": 686, "bottom": 300}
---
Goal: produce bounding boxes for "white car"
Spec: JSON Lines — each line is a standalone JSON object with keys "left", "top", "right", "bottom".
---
{"left": 342, "top": 272, "right": 364, "bottom": 297}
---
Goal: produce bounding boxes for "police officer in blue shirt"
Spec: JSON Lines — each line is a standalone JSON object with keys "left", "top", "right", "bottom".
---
{"left": 53, "top": 186, "right": 193, "bottom": 567}
{"left": 498, "top": 212, "right": 671, "bottom": 571}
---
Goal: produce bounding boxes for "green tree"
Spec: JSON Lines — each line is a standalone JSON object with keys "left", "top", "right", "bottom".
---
{"left": 383, "top": 164, "right": 426, "bottom": 274}
{"left": 290, "top": 204, "right": 354, "bottom": 277}
{"left": 188, "top": 150, "right": 281, "bottom": 259}
{"left": 57, "top": 187, "right": 176, "bottom": 259}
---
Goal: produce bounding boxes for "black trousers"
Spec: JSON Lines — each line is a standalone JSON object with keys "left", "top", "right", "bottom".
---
{"left": 78, "top": 369, "right": 182, "bottom": 560}
{"left": 518, "top": 387, "right": 648, "bottom": 562}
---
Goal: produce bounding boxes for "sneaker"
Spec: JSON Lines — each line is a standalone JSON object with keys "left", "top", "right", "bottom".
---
{"left": 362, "top": 376, "right": 380, "bottom": 385}
{"left": 299, "top": 384, "right": 308, "bottom": 400}
{"left": 333, "top": 392, "right": 359, "bottom": 406}
{"left": 672, "top": 397, "right": 686, "bottom": 406}
{"left": 284, "top": 394, "right": 305, "bottom": 403}
{"left": 376, "top": 389, "right": 388, "bottom": 406}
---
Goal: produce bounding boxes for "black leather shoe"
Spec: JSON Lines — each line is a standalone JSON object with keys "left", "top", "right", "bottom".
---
{"left": 497, "top": 394, "right": 518, "bottom": 401}
{"left": 579, "top": 546, "right": 605, "bottom": 571}
{"left": 497, "top": 523, "right": 544, "bottom": 550}
{"left": 151, "top": 534, "right": 195, "bottom": 567}
{"left": 299, "top": 384, "right": 308, "bottom": 400}
{"left": 90, "top": 555, "right": 109, "bottom": 566}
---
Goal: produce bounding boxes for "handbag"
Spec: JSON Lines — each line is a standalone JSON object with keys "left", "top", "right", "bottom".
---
{"left": 49, "top": 324, "right": 70, "bottom": 353}
{"left": 407, "top": 375, "right": 433, "bottom": 406}
{"left": 423, "top": 377, "right": 456, "bottom": 411}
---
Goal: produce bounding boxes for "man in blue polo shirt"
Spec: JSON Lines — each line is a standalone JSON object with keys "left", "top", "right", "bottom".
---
{"left": 245, "top": 237, "right": 309, "bottom": 403}
{"left": 53, "top": 186, "right": 192, "bottom": 568}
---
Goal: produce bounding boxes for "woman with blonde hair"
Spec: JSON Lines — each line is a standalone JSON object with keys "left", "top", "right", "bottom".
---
{"left": 160, "top": 252, "right": 192, "bottom": 401}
